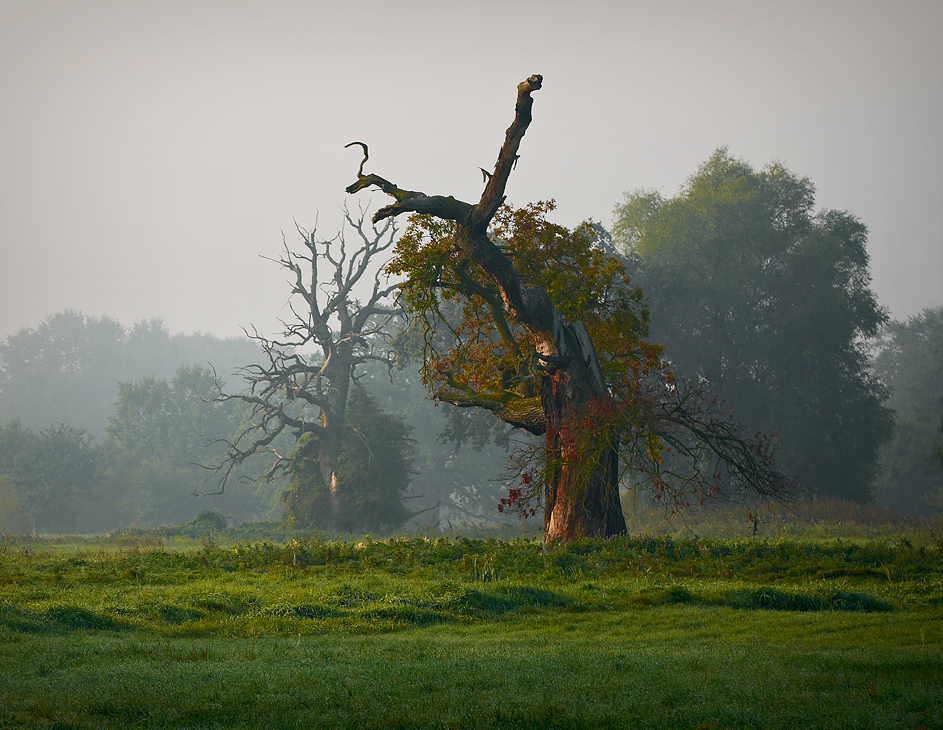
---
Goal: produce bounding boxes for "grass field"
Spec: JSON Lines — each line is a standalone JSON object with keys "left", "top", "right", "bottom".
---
{"left": 1, "top": 525, "right": 942, "bottom": 729}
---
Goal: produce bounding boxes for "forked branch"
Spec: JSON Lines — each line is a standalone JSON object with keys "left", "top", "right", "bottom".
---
{"left": 201, "top": 208, "right": 400, "bottom": 494}
{"left": 344, "top": 73, "right": 544, "bottom": 235}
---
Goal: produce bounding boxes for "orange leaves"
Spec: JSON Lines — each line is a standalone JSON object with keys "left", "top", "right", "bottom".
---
{"left": 497, "top": 483, "right": 537, "bottom": 517}
{"left": 389, "top": 202, "right": 660, "bottom": 410}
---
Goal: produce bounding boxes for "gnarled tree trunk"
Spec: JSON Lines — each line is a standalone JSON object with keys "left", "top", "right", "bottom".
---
{"left": 540, "top": 329, "right": 626, "bottom": 540}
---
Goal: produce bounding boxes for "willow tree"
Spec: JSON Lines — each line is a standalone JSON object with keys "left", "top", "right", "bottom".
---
{"left": 205, "top": 209, "right": 399, "bottom": 526}
{"left": 346, "top": 76, "right": 795, "bottom": 541}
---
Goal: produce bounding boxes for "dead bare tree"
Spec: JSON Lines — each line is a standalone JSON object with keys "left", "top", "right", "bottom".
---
{"left": 202, "top": 207, "right": 399, "bottom": 523}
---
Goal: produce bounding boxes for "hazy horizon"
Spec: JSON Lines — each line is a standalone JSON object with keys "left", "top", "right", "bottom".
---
{"left": 2, "top": 0, "right": 941, "bottom": 342}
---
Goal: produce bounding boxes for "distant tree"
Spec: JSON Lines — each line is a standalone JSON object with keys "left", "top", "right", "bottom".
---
{"left": 0, "top": 474, "right": 28, "bottom": 533}
{"left": 108, "top": 365, "right": 237, "bottom": 466}
{"left": 347, "top": 77, "right": 795, "bottom": 542}
{"left": 0, "top": 423, "right": 35, "bottom": 531}
{"left": 0, "top": 312, "right": 127, "bottom": 437}
{"left": 99, "top": 365, "right": 272, "bottom": 529}
{"left": 0, "top": 311, "right": 258, "bottom": 439}
{"left": 0, "top": 420, "right": 101, "bottom": 533}
{"left": 614, "top": 148, "right": 893, "bottom": 502}
{"left": 282, "top": 387, "right": 413, "bottom": 532}
{"left": 873, "top": 307, "right": 943, "bottom": 514}
{"left": 207, "top": 208, "right": 402, "bottom": 528}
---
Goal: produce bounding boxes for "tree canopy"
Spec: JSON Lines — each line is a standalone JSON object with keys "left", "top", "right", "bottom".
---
{"left": 873, "top": 306, "right": 943, "bottom": 514}
{"left": 0, "top": 311, "right": 257, "bottom": 439}
{"left": 98, "top": 365, "right": 275, "bottom": 529}
{"left": 388, "top": 201, "right": 658, "bottom": 436}
{"left": 614, "top": 149, "right": 893, "bottom": 502}
{"left": 0, "top": 311, "right": 273, "bottom": 531}
{"left": 0, "top": 420, "right": 100, "bottom": 533}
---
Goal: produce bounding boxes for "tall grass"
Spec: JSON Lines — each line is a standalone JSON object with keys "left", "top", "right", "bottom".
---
{"left": 623, "top": 496, "right": 943, "bottom": 540}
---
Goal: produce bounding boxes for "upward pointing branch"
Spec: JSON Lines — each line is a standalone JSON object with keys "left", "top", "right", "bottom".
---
{"left": 344, "top": 74, "right": 543, "bottom": 231}
{"left": 344, "top": 75, "right": 548, "bottom": 327}
{"left": 473, "top": 74, "right": 543, "bottom": 231}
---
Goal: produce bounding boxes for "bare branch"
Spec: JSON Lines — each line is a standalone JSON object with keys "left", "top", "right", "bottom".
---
{"left": 473, "top": 74, "right": 543, "bottom": 231}
{"left": 205, "top": 207, "right": 401, "bottom": 496}
{"left": 344, "top": 141, "right": 370, "bottom": 178}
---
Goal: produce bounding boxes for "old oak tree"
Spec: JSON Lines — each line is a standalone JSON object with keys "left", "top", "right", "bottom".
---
{"left": 347, "top": 75, "right": 795, "bottom": 541}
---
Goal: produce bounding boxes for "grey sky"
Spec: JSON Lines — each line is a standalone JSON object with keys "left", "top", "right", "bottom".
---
{"left": 1, "top": 0, "right": 940, "bottom": 342}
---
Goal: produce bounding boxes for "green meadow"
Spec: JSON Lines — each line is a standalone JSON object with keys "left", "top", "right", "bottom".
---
{"left": 1, "top": 528, "right": 942, "bottom": 729}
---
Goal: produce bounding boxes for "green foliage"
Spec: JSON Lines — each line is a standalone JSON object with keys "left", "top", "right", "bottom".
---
{"left": 614, "top": 148, "right": 893, "bottom": 502}
{"left": 107, "top": 365, "right": 229, "bottom": 465}
{"left": 282, "top": 388, "right": 414, "bottom": 532}
{"left": 873, "top": 306, "right": 943, "bottom": 514}
{"left": 191, "top": 509, "right": 229, "bottom": 531}
{"left": 0, "top": 312, "right": 272, "bottom": 532}
{"left": 0, "top": 310, "right": 257, "bottom": 439}
{"left": 0, "top": 475, "right": 27, "bottom": 533}
{"left": 97, "top": 365, "right": 277, "bottom": 530}
{"left": 0, "top": 420, "right": 101, "bottom": 533}
{"left": 359, "top": 360, "right": 515, "bottom": 526}
{"left": 388, "top": 202, "right": 658, "bottom": 419}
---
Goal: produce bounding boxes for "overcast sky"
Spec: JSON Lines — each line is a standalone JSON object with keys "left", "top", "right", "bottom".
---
{"left": 1, "top": 0, "right": 940, "bottom": 343}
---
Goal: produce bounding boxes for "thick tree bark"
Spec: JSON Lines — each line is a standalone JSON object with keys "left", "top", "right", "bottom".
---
{"left": 347, "top": 76, "right": 627, "bottom": 540}
{"left": 540, "top": 340, "right": 626, "bottom": 540}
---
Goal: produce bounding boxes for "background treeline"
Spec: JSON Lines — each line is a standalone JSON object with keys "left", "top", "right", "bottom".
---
{"left": 0, "top": 312, "right": 510, "bottom": 534}
{"left": 0, "top": 314, "right": 270, "bottom": 532}
{"left": 872, "top": 307, "right": 943, "bottom": 513}
{"left": 1, "top": 151, "right": 941, "bottom": 534}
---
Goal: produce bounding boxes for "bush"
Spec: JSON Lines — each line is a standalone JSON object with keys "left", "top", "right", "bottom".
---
{"left": 192, "top": 510, "right": 228, "bottom": 531}
{"left": 282, "top": 388, "right": 414, "bottom": 532}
